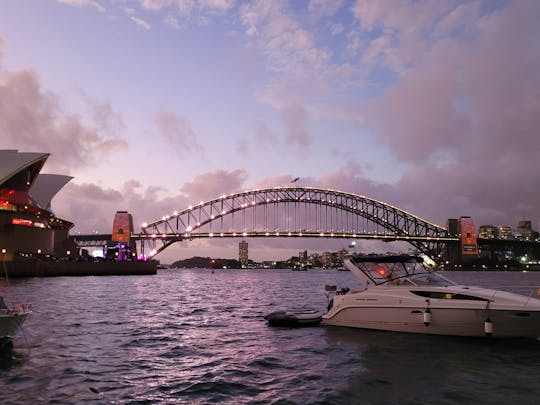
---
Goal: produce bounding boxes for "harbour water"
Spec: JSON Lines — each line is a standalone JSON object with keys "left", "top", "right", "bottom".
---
{"left": 1, "top": 269, "right": 540, "bottom": 404}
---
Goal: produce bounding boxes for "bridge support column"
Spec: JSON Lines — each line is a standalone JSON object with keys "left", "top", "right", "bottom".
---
{"left": 112, "top": 211, "right": 136, "bottom": 259}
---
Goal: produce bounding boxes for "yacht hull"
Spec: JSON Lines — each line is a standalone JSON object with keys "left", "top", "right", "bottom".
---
{"left": 323, "top": 305, "right": 540, "bottom": 338}
{"left": 327, "top": 256, "right": 540, "bottom": 338}
{"left": 0, "top": 312, "right": 29, "bottom": 338}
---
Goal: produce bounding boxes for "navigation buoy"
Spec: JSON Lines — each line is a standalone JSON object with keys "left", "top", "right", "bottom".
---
{"left": 485, "top": 317, "right": 493, "bottom": 336}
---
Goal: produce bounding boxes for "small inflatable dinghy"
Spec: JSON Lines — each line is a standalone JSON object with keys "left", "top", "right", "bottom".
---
{"left": 264, "top": 308, "right": 323, "bottom": 327}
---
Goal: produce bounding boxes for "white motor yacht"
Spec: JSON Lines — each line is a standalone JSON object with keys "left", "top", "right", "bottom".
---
{"left": 322, "top": 256, "right": 540, "bottom": 338}
{"left": 0, "top": 296, "right": 31, "bottom": 339}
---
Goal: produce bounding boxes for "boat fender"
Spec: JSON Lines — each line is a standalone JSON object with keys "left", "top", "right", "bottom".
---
{"left": 484, "top": 317, "right": 493, "bottom": 336}
{"left": 423, "top": 308, "right": 431, "bottom": 326}
{"left": 423, "top": 300, "right": 431, "bottom": 326}
{"left": 327, "top": 299, "right": 334, "bottom": 311}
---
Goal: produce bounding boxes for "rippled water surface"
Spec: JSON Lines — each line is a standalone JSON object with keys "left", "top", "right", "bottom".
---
{"left": 1, "top": 269, "right": 540, "bottom": 404}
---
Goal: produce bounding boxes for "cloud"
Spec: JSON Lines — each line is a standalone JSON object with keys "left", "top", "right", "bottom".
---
{"left": 54, "top": 180, "right": 187, "bottom": 234}
{"left": 254, "top": 175, "right": 307, "bottom": 189}
{"left": 140, "top": 0, "right": 172, "bottom": 10}
{"left": 433, "top": 1, "right": 482, "bottom": 37}
{"left": 239, "top": 1, "right": 332, "bottom": 75}
{"left": 179, "top": 169, "right": 248, "bottom": 203}
{"left": 0, "top": 58, "right": 128, "bottom": 173}
{"left": 361, "top": 0, "right": 540, "bottom": 227}
{"left": 130, "top": 16, "right": 152, "bottom": 30}
{"left": 281, "top": 104, "right": 311, "bottom": 147}
{"left": 351, "top": 0, "right": 451, "bottom": 72}
{"left": 234, "top": 137, "right": 249, "bottom": 154}
{"left": 254, "top": 118, "right": 278, "bottom": 144}
{"left": 56, "top": 0, "right": 105, "bottom": 13}
{"left": 139, "top": 0, "right": 234, "bottom": 25}
{"left": 125, "top": 7, "right": 152, "bottom": 29}
{"left": 154, "top": 111, "right": 203, "bottom": 154}
{"left": 164, "top": 14, "right": 181, "bottom": 29}
{"left": 308, "top": 0, "right": 345, "bottom": 17}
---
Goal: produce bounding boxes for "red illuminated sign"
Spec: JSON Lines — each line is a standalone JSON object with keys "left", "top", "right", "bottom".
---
{"left": 12, "top": 218, "right": 33, "bottom": 227}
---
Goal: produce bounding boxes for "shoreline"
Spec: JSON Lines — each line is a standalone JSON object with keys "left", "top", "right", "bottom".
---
{"left": 2, "top": 260, "right": 157, "bottom": 277}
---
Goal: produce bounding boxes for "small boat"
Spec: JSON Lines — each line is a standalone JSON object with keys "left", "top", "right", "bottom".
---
{"left": 0, "top": 296, "right": 31, "bottom": 339}
{"left": 264, "top": 308, "right": 323, "bottom": 327}
{"left": 322, "top": 255, "right": 540, "bottom": 338}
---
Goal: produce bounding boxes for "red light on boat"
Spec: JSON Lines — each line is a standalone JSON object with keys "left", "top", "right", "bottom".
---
{"left": 377, "top": 267, "right": 386, "bottom": 276}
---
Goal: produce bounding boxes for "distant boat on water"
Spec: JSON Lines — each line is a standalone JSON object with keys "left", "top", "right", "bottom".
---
{"left": 0, "top": 296, "right": 31, "bottom": 341}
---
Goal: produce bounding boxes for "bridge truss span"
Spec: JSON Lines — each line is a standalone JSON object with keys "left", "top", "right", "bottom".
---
{"left": 134, "top": 187, "right": 456, "bottom": 260}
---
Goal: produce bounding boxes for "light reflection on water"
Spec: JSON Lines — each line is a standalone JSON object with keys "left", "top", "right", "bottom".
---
{"left": 1, "top": 269, "right": 539, "bottom": 404}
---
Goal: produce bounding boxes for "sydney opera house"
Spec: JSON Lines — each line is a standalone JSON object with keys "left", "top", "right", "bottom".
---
{"left": 0, "top": 149, "right": 75, "bottom": 261}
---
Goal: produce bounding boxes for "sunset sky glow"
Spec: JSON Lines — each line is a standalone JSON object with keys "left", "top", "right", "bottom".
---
{"left": 1, "top": 0, "right": 539, "bottom": 262}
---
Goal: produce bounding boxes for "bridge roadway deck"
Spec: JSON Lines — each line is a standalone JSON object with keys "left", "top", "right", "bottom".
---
{"left": 130, "top": 231, "right": 459, "bottom": 242}
{"left": 71, "top": 233, "right": 540, "bottom": 249}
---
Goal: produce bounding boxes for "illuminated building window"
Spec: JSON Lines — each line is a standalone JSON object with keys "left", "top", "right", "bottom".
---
{"left": 0, "top": 200, "right": 17, "bottom": 211}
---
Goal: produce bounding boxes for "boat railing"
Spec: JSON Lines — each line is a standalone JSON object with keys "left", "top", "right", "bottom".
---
{"left": 494, "top": 285, "right": 540, "bottom": 298}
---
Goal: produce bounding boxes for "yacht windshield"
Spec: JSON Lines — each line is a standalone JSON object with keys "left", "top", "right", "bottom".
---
{"left": 350, "top": 255, "right": 455, "bottom": 287}
{"left": 408, "top": 272, "right": 454, "bottom": 286}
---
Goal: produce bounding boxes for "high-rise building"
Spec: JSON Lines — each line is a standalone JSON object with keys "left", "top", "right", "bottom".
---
{"left": 498, "top": 226, "right": 513, "bottom": 240}
{"left": 478, "top": 225, "right": 498, "bottom": 239}
{"left": 516, "top": 220, "right": 533, "bottom": 240}
{"left": 321, "top": 251, "right": 333, "bottom": 267}
{"left": 239, "top": 240, "right": 248, "bottom": 267}
{"left": 298, "top": 250, "right": 308, "bottom": 265}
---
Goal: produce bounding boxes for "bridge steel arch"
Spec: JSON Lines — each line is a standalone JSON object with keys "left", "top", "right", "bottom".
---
{"left": 134, "top": 187, "right": 457, "bottom": 260}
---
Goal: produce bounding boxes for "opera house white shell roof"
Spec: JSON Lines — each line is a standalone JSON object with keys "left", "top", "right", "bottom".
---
{"left": 0, "top": 150, "right": 71, "bottom": 210}
{"left": 0, "top": 150, "right": 49, "bottom": 188}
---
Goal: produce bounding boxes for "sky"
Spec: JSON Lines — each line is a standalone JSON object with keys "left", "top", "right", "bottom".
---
{"left": 1, "top": 0, "right": 539, "bottom": 263}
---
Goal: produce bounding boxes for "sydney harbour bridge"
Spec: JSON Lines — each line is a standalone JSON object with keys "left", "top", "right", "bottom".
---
{"left": 128, "top": 187, "right": 460, "bottom": 261}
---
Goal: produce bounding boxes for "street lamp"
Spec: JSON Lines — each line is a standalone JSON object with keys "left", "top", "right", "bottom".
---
{"left": 2, "top": 249, "right": 7, "bottom": 281}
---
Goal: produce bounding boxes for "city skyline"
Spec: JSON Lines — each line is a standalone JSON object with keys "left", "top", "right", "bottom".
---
{"left": 1, "top": 1, "right": 539, "bottom": 262}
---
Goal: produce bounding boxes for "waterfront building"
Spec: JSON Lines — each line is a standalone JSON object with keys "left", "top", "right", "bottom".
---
{"left": 478, "top": 225, "right": 499, "bottom": 239}
{"left": 516, "top": 220, "right": 533, "bottom": 241}
{"left": 308, "top": 252, "right": 321, "bottom": 267}
{"left": 298, "top": 250, "right": 308, "bottom": 265}
{"left": 498, "top": 226, "right": 513, "bottom": 240}
{"left": 239, "top": 240, "right": 248, "bottom": 267}
{"left": 321, "top": 251, "right": 333, "bottom": 267}
{"left": 0, "top": 150, "right": 75, "bottom": 261}
{"left": 337, "top": 249, "right": 348, "bottom": 262}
